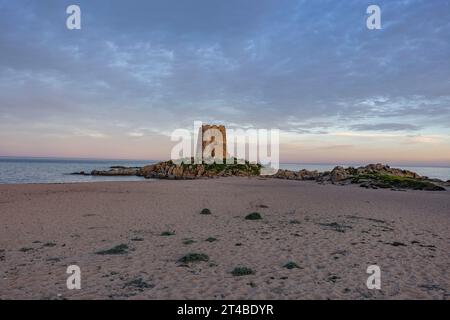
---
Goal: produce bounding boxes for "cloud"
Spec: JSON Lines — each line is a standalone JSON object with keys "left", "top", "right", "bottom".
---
{"left": 349, "top": 123, "right": 422, "bottom": 132}
{"left": 0, "top": 0, "right": 449, "bottom": 163}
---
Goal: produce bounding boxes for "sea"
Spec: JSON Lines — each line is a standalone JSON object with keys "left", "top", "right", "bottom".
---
{"left": 0, "top": 157, "right": 449, "bottom": 184}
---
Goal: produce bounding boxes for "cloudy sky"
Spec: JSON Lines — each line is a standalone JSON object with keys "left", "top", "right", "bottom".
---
{"left": 0, "top": 0, "right": 449, "bottom": 165}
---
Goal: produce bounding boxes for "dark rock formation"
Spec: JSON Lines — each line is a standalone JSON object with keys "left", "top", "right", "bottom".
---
{"left": 140, "top": 160, "right": 261, "bottom": 180}
{"left": 76, "top": 162, "right": 446, "bottom": 192}
{"left": 270, "top": 163, "right": 446, "bottom": 191}
{"left": 71, "top": 167, "right": 142, "bottom": 176}
{"left": 91, "top": 167, "right": 142, "bottom": 176}
{"left": 272, "top": 169, "right": 320, "bottom": 181}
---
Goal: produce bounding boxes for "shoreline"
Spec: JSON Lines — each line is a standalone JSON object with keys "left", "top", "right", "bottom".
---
{"left": 1, "top": 178, "right": 449, "bottom": 299}
{"left": 0, "top": 176, "right": 450, "bottom": 189}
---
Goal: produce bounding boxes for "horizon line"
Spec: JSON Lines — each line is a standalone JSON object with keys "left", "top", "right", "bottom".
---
{"left": 1, "top": 155, "right": 449, "bottom": 169}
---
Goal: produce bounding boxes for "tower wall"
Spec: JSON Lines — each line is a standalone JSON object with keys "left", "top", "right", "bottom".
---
{"left": 198, "top": 124, "right": 227, "bottom": 162}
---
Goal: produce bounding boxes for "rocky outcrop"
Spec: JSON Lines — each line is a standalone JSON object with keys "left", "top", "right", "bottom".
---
{"left": 72, "top": 167, "right": 142, "bottom": 176}
{"left": 270, "top": 163, "right": 446, "bottom": 191}
{"left": 140, "top": 160, "right": 261, "bottom": 180}
{"left": 355, "top": 163, "right": 421, "bottom": 179}
{"left": 330, "top": 166, "right": 349, "bottom": 183}
{"left": 75, "top": 162, "right": 446, "bottom": 191}
{"left": 91, "top": 167, "right": 141, "bottom": 176}
{"left": 272, "top": 169, "right": 319, "bottom": 180}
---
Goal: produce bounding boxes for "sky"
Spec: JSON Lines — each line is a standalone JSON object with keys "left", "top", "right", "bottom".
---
{"left": 0, "top": 0, "right": 449, "bottom": 166}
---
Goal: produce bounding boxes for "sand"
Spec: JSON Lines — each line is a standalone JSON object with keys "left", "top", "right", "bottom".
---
{"left": 0, "top": 177, "right": 449, "bottom": 300}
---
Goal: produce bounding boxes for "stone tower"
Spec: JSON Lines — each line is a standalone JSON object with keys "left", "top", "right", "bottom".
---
{"left": 197, "top": 124, "right": 227, "bottom": 162}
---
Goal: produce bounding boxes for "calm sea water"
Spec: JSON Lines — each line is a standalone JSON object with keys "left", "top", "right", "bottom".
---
{"left": 0, "top": 157, "right": 154, "bottom": 184}
{"left": 0, "top": 157, "right": 449, "bottom": 184}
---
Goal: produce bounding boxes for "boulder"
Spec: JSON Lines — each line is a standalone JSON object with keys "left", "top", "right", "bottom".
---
{"left": 70, "top": 171, "right": 88, "bottom": 175}
{"left": 90, "top": 167, "right": 141, "bottom": 176}
{"left": 330, "top": 166, "right": 349, "bottom": 183}
{"left": 298, "top": 169, "right": 319, "bottom": 180}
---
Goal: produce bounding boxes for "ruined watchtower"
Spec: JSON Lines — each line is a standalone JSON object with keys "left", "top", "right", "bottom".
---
{"left": 196, "top": 124, "right": 227, "bottom": 162}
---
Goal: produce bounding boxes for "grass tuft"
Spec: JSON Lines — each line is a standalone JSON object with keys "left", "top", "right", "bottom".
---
{"left": 95, "top": 244, "right": 129, "bottom": 255}
{"left": 245, "top": 212, "right": 262, "bottom": 220}
{"left": 353, "top": 173, "right": 445, "bottom": 191}
{"left": 123, "top": 278, "right": 153, "bottom": 291}
{"left": 161, "top": 231, "right": 175, "bottom": 236}
{"left": 200, "top": 208, "right": 212, "bottom": 215}
{"left": 231, "top": 267, "right": 255, "bottom": 276}
{"left": 178, "top": 253, "right": 209, "bottom": 263}
{"left": 283, "top": 261, "right": 301, "bottom": 269}
{"left": 43, "top": 242, "right": 57, "bottom": 247}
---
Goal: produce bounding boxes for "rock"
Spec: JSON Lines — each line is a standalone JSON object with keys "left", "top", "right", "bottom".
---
{"left": 196, "top": 165, "right": 205, "bottom": 177}
{"left": 91, "top": 167, "right": 141, "bottom": 176}
{"left": 422, "top": 184, "right": 446, "bottom": 191}
{"left": 298, "top": 169, "right": 319, "bottom": 180}
{"left": 359, "top": 163, "right": 421, "bottom": 179}
{"left": 79, "top": 160, "right": 446, "bottom": 192}
{"left": 139, "top": 159, "right": 261, "bottom": 180}
{"left": 330, "top": 166, "right": 349, "bottom": 183}
{"left": 70, "top": 171, "right": 87, "bottom": 175}
{"left": 272, "top": 169, "right": 318, "bottom": 181}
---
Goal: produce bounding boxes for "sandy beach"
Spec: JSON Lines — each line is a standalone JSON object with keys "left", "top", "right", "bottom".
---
{"left": 0, "top": 178, "right": 449, "bottom": 300}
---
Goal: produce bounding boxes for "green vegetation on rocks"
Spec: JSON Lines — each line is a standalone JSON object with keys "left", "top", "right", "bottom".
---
{"left": 179, "top": 253, "right": 209, "bottom": 263}
{"left": 161, "top": 231, "right": 176, "bottom": 236}
{"left": 245, "top": 212, "right": 263, "bottom": 220}
{"left": 353, "top": 173, "right": 445, "bottom": 191}
{"left": 95, "top": 244, "right": 129, "bottom": 255}
{"left": 231, "top": 267, "right": 255, "bottom": 276}
{"left": 200, "top": 208, "right": 212, "bottom": 215}
{"left": 283, "top": 262, "right": 301, "bottom": 269}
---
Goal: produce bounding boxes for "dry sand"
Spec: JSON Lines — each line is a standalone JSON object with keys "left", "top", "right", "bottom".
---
{"left": 0, "top": 177, "right": 449, "bottom": 300}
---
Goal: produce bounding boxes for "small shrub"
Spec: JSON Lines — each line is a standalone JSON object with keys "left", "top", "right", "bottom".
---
{"left": 46, "top": 257, "right": 62, "bottom": 263}
{"left": 200, "top": 208, "right": 212, "bottom": 215}
{"left": 245, "top": 212, "right": 262, "bottom": 220}
{"left": 283, "top": 262, "right": 300, "bottom": 269}
{"left": 161, "top": 231, "right": 175, "bottom": 236}
{"left": 205, "top": 237, "right": 217, "bottom": 242}
{"left": 317, "top": 222, "right": 352, "bottom": 233}
{"left": 179, "top": 253, "right": 209, "bottom": 263}
{"left": 123, "top": 278, "right": 153, "bottom": 291}
{"left": 183, "top": 239, "right": 196, "bottom": 245}
{"left": 95, "top": 244, "right": 129, "bottom": 255}
{"left": 43, "top": 242, "right": 56, "bottom": 247}
{"left": 231, "top": 267, "right": 255, "bottom": 276}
